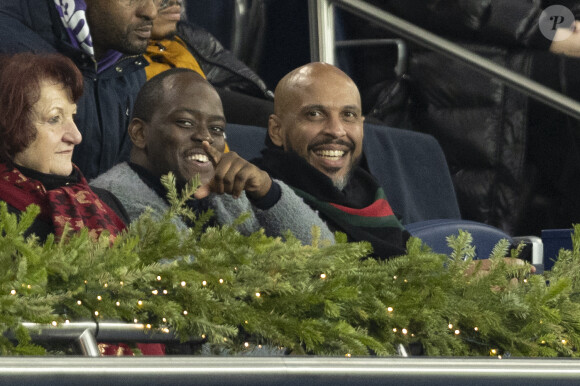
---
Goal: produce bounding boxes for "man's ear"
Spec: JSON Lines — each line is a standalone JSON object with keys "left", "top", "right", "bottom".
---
{"left": 128, "top": 118, "right": 147, "bottom": 149}
{"left": 268, "top": 114, "right": 284, "bottom": 147}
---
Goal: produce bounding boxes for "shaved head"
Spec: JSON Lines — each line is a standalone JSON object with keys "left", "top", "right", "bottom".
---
{"left": 269, "top": 62, "right": 364, "bottom": 190}
{"left": 273, "top": 62, "right": 362, "bottom": 116}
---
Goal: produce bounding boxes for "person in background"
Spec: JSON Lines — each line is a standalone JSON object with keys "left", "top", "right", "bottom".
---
{"left": 145, "top": 0, "right": 274, "bottom": 127}
{"left": 91, "top": 68, "right": 334, "bottom": 246}
{"left": 0, "top": 0, "right": 160, "bottom": 180}
{"left": 338, "top": 0, "right": 580, "bottom": 235}
{"left": 0, "top": 52, "right": 128, "bottom": 243}
{"left": 254, "top": 62, "right": 410, "bottom": 259}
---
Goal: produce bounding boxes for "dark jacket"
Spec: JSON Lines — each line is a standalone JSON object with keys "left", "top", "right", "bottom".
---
{"left": 176, "top": 21, "right": 273, "bottom": 100}
{"left": 349, "top": 0, "right": 580, "bottom": 235}
{"left": 0, "top": 0, "right": 147, "bottom": 180}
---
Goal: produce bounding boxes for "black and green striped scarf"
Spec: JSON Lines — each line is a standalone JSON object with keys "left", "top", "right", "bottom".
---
{"left": 255, "top": 148, "right": 409, "bottom": 259}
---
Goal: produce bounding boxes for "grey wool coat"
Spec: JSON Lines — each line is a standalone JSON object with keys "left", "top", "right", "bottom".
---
{"left": 90, "top": 162, "right": 334, "bottom": 245}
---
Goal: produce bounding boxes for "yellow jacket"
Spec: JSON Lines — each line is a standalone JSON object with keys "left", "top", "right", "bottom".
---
{"left": 144, "top": 36, "right": 205, "bottom": 80}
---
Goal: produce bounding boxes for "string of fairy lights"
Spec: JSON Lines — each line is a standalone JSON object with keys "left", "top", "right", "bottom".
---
{"left": 6, "top": 269, "right": 569, "bottom": 358}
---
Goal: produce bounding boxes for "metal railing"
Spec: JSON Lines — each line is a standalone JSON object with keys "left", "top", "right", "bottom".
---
{"left": 2, "top": 356, "right": 580, "bottom": 384}
{"left": 308, "top": 0, "right": 580, "bottom": 121}
{"left": 19, "top": 321, "right": 197, "bottom": 357}
{"left": 7, "top": 322, "right": 580, "bottom": 384}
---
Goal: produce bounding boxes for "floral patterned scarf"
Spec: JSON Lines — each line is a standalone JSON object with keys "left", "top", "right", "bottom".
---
{"left": 0, "top": 163, "right": 126, "bottom": 240}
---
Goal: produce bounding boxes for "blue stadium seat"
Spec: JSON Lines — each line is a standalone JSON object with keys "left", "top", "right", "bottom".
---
{"left": 542, "top": 228, "right": 574, "bottom": 271}
{"left": 405, "top": 219, "right": 513, "bottom": 259}
{"left": 225, "top": 123, "right": 267, "bottom": 161}
{"left": 225, "top": 122, "right": 541, "bottom": 268}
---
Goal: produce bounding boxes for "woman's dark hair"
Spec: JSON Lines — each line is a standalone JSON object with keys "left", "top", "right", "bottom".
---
{"left": 0, "top": 52, "right": 84, "bottom": 163}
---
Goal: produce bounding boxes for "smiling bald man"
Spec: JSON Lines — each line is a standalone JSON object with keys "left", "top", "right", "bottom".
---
{"left": 254, "top": 62, "right": 410, "bottom": 259}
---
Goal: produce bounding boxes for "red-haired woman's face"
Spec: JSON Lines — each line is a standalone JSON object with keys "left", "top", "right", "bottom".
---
{"left": 13, "top": 81, "right": 82, "bottom": 176}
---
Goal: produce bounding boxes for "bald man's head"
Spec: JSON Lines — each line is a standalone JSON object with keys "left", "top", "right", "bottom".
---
{"left": 268, "top": 62, "right": 364, "bottom": 190}
{"left": 273, "top": 62, "right": 361, "bottom": 114}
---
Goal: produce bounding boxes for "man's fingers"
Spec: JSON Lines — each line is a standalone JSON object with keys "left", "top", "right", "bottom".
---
{"left": 228, "top": 165, "right": 252, "bottom": 198}
{"left": 194, "top": 184, "right": 211, "bottom": 199}
{"left": 202, "top": 141, "right": 222, "bottom": 166}
{"left": 503, "top": 257, "right": 536, "bottom": 273}
{"left": 503, "top": 257, "right": 524, "bottom": 266}
{"left": 214, "top": 157, "right": 247, "bottom": 196}
{"left": 199, "top": 147, "right": 269, "bottom": 199}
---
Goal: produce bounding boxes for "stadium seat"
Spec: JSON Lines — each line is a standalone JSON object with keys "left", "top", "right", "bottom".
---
{"left": 225, "top": 122, "right": 542, "bottom": 269}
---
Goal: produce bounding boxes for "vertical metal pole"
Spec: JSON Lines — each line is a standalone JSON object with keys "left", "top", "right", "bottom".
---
{"left": 308, "top": 0, "right": 336, "bottom": 64}
{"left": 77, "top": 328, "right": 101, "bottom": 357}
{"left": 231, "top": 0, "right": 249, "bottom": 58}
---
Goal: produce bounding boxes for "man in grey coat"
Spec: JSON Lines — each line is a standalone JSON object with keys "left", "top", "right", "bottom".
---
{"left": 91, "top": 68, "right": 334, "bottom": 245}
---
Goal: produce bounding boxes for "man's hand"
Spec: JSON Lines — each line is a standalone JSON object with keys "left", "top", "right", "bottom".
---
{"left": 550, "top": 21, "right": 580, "bottom": 57}
{"left": 194, "top": 141, "right": 272, "bottom": 200}
{"left": 465, "top": 257, "right": 536, "bottom": 276}
{"left": 465, "top": 257, "right": 536, "bottom": 293}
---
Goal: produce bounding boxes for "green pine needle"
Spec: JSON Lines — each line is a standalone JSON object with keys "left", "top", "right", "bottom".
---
{"left": 1, "top": 178, "right": 580, "bottom": 357}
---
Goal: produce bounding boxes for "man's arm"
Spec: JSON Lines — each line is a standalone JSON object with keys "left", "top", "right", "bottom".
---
{"left": 197, "top": 141, "right": 335, "bottom": 245}
{"left": 251, "top": 179, "right": 336, "bottom": 245}
{"left": 211, "top": 181, "right": 336, "bottom": 246}
{"left": 0, "top": 0, "right": 59, "bottom": 54}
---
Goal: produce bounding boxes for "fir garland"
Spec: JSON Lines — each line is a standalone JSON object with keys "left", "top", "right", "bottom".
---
{"left": 0, "top": 173, "right": 579, "bottom": 357}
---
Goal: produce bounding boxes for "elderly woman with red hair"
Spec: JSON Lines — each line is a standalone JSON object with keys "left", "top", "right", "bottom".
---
{"left": 0, "top": 53, "right": 128, "bottom": 242}
{"left": 0, "top": 52, "right": 166, "bottom": 356}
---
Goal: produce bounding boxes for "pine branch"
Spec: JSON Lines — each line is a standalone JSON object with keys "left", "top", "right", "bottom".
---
{"left": 3, "top": 179, "right": 580, "bottom": 357}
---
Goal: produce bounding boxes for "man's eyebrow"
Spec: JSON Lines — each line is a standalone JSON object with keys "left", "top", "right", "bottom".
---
{"left": 300, "top": 104, "right": 360, "bottom": 112}
{"left": 207, "top": 115, "right": 227, "bottom": 123}
{"left": 173, "top": 108, "right": 226, "bottom": 122}
{"left": 300, "top": 104, "right": 325, "bottom": 112}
